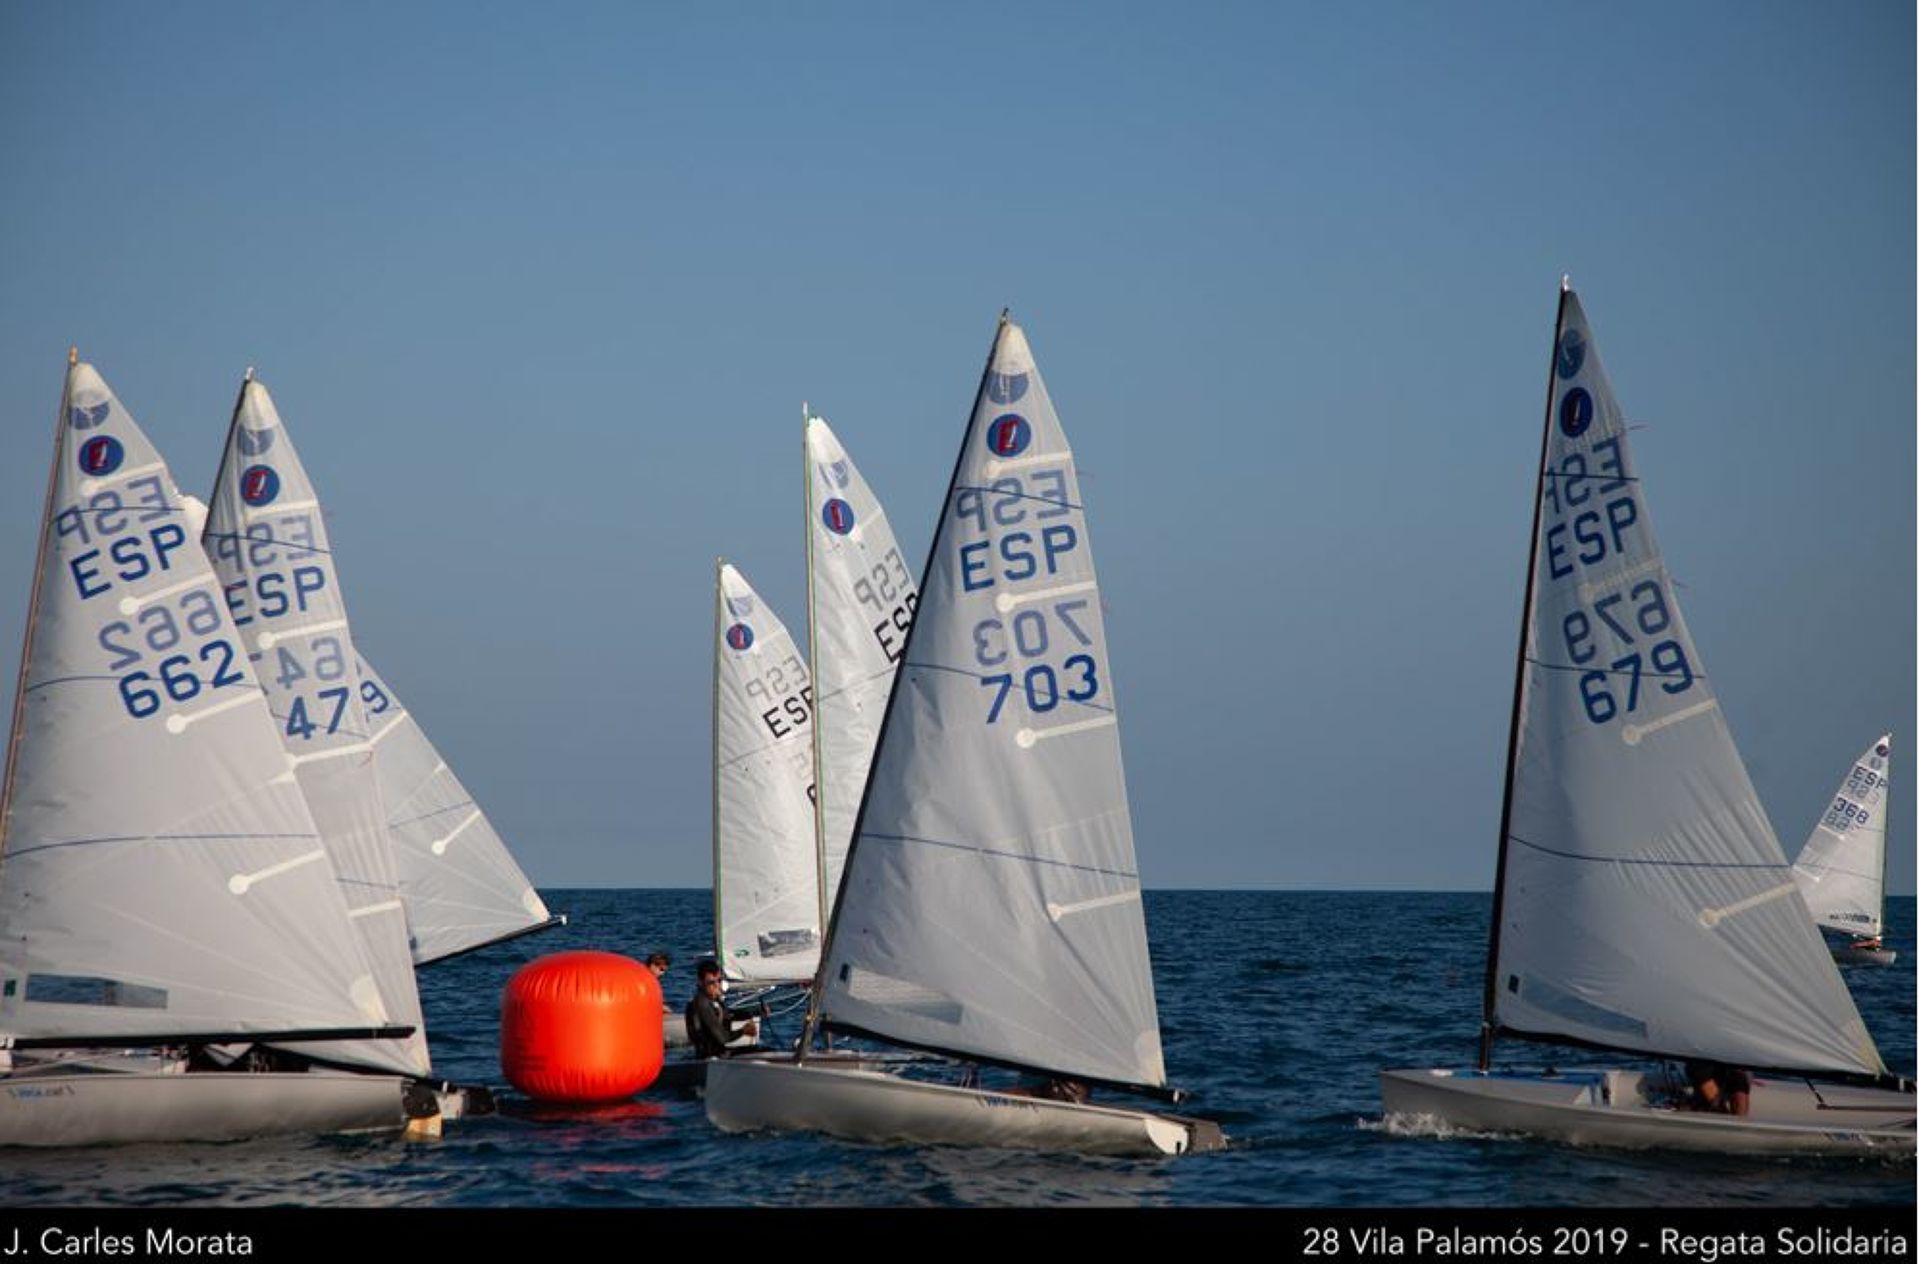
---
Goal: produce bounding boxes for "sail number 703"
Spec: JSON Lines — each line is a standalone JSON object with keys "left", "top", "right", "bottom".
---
{"left": 974, "top": 600, "right": 1100, "bottom": 723}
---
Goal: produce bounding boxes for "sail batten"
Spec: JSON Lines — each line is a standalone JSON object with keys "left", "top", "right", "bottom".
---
{"left": 816, "top": 317, "right": 1167, "bottom": 1089}
{"left": 1490, "top": 290, "right": 1883, "bottom": 1079}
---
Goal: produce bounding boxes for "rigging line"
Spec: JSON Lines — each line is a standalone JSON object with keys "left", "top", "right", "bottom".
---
{"left": 860, "top": 831, "right": 1139, "bottom": 881}
{"left": 23, "top": 674, "right": 119, "bottom": 693}
{"left": 950, "top": 484, "right": 1082, "bottom": 512}
{"left": 388, "top": 801, "right": 480, "bottom": 830}
{"left": 198, "top": 530, "right": 336, "bottom": 559}
{"left": 1523, "top": 656, "right": 1701, "bottom": 681}
{"left": 1798, "top": 862, "right": 1883, "bottom": 884}
{"left": 901, "top": 661, "right": 1118, "bottom": 715}
{"left": 6, "top": 832, "right": 320, "bottom": 859}
{"left": 1538, "top": 470, "right": 1643, "bottom": 484}
{"left": 1507, "top": 832, "right": 1790, "bottom": 871}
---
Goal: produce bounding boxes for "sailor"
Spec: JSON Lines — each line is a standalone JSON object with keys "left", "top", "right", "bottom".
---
{"left": 1684, "top": 1061, "right": 1752, "bottom": 1116}
{"left": 684, "top": 959, "right": 762, "bottom": 1058}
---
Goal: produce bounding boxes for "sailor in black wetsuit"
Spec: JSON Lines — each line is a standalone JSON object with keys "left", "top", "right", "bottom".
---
{"left": 684, "top": 958, "right": 761, "bottom": 1058}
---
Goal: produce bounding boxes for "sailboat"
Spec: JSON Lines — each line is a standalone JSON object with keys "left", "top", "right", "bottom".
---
{"left": 203, "top": 374, "right": 431, "bottom": 1081}
{"left": 711, "top": 561, "right": 821, "bottom": 986}
{"left": 357, "top": 654, "right": 564, "bottom": 966}
{"left": 802, "top": 407, "right": 917, "bottom": 930}
{"left": 1379, "top": 282, "right": 1914, "bottom": 1153}
{"left": 0, "top": 355, "right": 414, "bottom": 1146}
{"left": 705, "top": 314, "right": 1223, "bottom": 1157}
{"left": 1791, "top": 735, "right": 1896, "bottom": 966}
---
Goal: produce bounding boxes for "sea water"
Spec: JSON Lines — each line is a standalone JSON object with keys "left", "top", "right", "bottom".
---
{"left": 0, "top": 891, "right": 1908, "bottom": 1207}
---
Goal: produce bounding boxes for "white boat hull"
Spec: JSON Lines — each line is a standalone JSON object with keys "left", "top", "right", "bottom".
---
{"left": 706, "top": 1057, "right": 1222, "bottom": 1157}
{"left": 0, "top": 1071, "right": 409, "bottom": 1148}
{"left": 1380, "top": 1067, "right": 1915, "bottom": 1155}
{"left": 1832, "top": 945, "right": 1897, "bottom": 967}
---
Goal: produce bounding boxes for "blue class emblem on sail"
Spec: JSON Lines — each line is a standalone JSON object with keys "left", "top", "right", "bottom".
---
{"left": 725, "top": 623, "right": 754, "bottom": 652}
{"left": 238, "top": 425, "right": 277, "bottom": 456}
{"left": 1557, "top": 388, "right": 1593, "bottom": 439}
{"left": 1556, "top": 329, "right": 1587, "bottom": 380}
{"left": 78, "top": 435, "right": 124, "bottom": 477}
{"left": 68, "top": 397, "right": 111, "bottom": 431}
{"left": 240, "top": 465, "right": 281, "bottom": 506}
{"left": 822, "top": 498, "right": 855, "bottom": 535}
{"left": 986, "top": 369, "right": 1029, "bottom": 404}
{"left": 986, "top": 414, "right": 1031, "bottom": 458}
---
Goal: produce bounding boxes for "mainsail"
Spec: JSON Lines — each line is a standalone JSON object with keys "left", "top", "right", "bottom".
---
{"left": 0, "top": 360, "right": 391, "bottom": 1044}
{"left": 816, "top": 316, "right": 1166, "bottom": 1092}
{"left": 1791, "top": 735, "right": 1891, "bottom": 940}
{"left": 713, "top": 562, "right": 821, "bottom": 982}
{"left": 358, "top": 655, "right": 558, "bottom": 965}
{"left": 1489, "top": 286, "right": 1882, "bottom": 1077}
{"left": 803, "top": 410, "right": 917, "bottom": 924}
{"left": 204, "top": 378, "right": 429, "bottom": 1077}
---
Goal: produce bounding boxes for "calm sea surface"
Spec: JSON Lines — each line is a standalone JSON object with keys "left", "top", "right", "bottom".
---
{"left": 0, "top": 890, "right": 1910, "bottom": 1207}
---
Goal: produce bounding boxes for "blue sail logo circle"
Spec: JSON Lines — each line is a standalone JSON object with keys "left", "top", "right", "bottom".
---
{"left": 987, "top": 414, "right": 1031, "bottom": 458}
{"left": 240, "top": 464, "right": 282, "bottom": 506}
{"left": 79, "top": 435, "right": 124, "bottom": 477}
{"left": 987, "top": 371, "right": 1029, "bottom": 405}
{"left": 822, "top": 498, "right": 855, "bottom": 535}
{"left": 1556, "top": 329, "right": 1586, "bottom": 380}
{"left": 725, "top": 623, "right": 754, "bottom": 652}
{"left": 1557, "top": 388, "right": 1594, "bottom": 438}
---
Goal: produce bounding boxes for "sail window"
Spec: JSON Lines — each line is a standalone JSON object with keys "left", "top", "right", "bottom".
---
{"left": 25, "top": 974, "right": 166, "bottom": 1009}
{"left": 1516, "top": 976, "right": 1645, "bottom": 1040}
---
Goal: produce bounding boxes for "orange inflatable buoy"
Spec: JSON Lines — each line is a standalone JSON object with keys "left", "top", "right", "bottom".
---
{"left": 500, "top": 951, "right": 664, "bottom": 1102}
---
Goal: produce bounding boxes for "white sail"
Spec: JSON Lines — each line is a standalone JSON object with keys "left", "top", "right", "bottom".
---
{"left": 713, "top": 562, "right": 820, "bottom": 982}
{"left": 817, "top": 317, "right": 1165, "bottom": 1091}
{"left": 0, "top": 361, "right": 391, "bottom": 1043}
{"left": 1493, "top": 288, "right": 1882, "bottom": 1077}
{"left": 357, "top": 655, "right": 555, "bottom": 965}
{"left": 1791, "top": 735, "right": 1890, "bottom": 939}
{"left": 804, "top": 410, "right": 917, "bottom": 921}
{"left": 203, "top": 379, "right": 429, "bottom": 1077}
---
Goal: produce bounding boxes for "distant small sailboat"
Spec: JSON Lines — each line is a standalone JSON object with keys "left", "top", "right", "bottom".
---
{"left": 711, "top": 561, "right": 821, "bottom": 985}
{"left": 203, "top": 375, "right": 430, "bottom": 1080}
{"left": 1379, "top": 283, "right": 1913, "bottom": 1154}
{"left": 0, "top": 356, "right": 412, "bottom": 1146}
{"left": 1792, "top": 735, "right": 1896, "bottom": 967}
{"left": 705, "top": 314, "right": 1222, "bottom": 1157}
{"left": 356, "top": 655, "right": 565, "bottom": 967}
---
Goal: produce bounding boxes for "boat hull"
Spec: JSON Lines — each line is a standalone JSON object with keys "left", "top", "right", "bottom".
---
{"left": 0, "top": 1071, "right": 409, "bottom": 1148}
{"left": 705, "top": 1057, "right": 1222, "bottom": 1157}
{"left": 1832, "top": 945, "right": 1897, "bottom": 967}
{"left": 1379, "top": 1067, "right": 1915, "bottom": 1155}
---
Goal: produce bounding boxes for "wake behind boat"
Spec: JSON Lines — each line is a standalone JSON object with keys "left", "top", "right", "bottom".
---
{"left": 0, "top": 356, "right": 416, "bottom": 1146}
{"left": 1378, "top": 283, "right": 1914, "bottom": 1155}
{"left": 706, "top": 314, "right": 1223, "bottom": 1158}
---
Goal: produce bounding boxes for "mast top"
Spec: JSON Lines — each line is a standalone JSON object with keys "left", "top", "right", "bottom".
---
{"left": 66, "top": 346, "right": 77, "bottom": 366}
{"left": 1561, "top": 274, "right": 1573, "bottom": 293}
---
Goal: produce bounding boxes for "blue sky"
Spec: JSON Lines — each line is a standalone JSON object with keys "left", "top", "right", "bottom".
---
{"left": 0, "top": 2, "right": 1910, "bottom": 891}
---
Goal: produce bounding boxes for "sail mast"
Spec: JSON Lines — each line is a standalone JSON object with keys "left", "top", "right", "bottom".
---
{"left": 0, "top": 353, "right": 75, "bottom": 856}
{"left": 1478, "top": 278, "right": 1572, "bottom": 1071}
{"left": 799, "top": 311, "right": 1010, "bottom": 1060}
{"left": 802, "top": 405, "right": 830, "bottom": 937}
{"left": 710, "top": 556, "right": 725, "bottom": 969}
